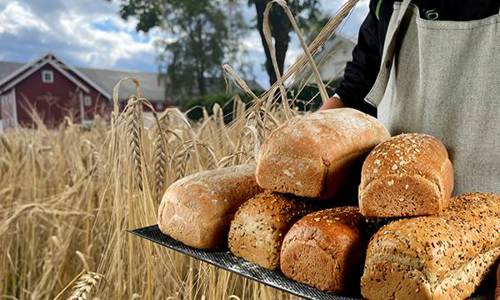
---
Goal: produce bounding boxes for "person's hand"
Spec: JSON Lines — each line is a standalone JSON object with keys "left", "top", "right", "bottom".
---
{"left": 318, "top": 95, "right": 345, "bottom": 111}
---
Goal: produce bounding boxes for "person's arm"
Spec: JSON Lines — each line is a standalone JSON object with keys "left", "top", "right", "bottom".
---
{"left": 320, "top": 1, "right": 382, "bottom": 115}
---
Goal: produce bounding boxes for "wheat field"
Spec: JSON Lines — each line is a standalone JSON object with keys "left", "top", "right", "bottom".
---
{"left": 0, "top": 1, "right": 361, "bottom": 298}
{"left": 0, "top": 94, "right": 297, "bottom": 300}
{"left": 0, "top": 73, "right": 312, "bottom": 299}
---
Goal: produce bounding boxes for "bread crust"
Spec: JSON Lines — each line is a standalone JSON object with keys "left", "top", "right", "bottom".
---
{"left": 359, "top": 133, "right": 454, "bottom": 217}
{"left": 227, "top": 192, "right": 315, "bottom": 269}
{"left": 280, "top": 207, "right": 366, "bottom": 293}
{"left": 256, "top": 108, "right": 390, "bottom": 199}
{"left": 361, "top": 192, "right": 500, "bottom": 300}
{"left": 157, "top": 164, "right": 262, "bottom": 249}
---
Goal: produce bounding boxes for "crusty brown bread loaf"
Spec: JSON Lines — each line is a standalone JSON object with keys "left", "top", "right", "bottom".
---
{"left": 359, "top": 133, "right": 454, "bottom": 217}
{"left": 228, "top": 192, "right": 316, "bottom": 270}
{"left": 256, "top": 108, "right": 390, "bottom": 199}
{"left": 280, "top": 207, "right": 366, "bottom": 293}
{"left": 361, "top": 192, "right": 500, "bottom": 300}
{"left": 157, "top": 164, "right": 262, "bottom": 249}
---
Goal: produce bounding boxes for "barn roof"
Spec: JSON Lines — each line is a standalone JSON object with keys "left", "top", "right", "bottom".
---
{"left": 0, "top": 53, "right": 166, "bottom": 102}
{"left": 0, "top": 53, "right": 263, "bottom": 103}
{"left": 0, "top": 54, "right": 93, "bottom": 95}
{"left": 0, "top": 61, "right": 23, "bottom": 80}
{"left": 77, "top": 67, "right": 165, "bottom": 102}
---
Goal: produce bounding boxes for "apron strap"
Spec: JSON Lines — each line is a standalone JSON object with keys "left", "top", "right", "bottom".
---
{"left": 365, "top": 0, "right": 413, "bottom": 107}
{"left": 395, "top": 0, "right": 413, "bottom": 24}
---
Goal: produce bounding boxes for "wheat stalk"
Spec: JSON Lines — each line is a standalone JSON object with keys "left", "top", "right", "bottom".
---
{"left": 67, "top": 272, "right": 103, "bottom": 300}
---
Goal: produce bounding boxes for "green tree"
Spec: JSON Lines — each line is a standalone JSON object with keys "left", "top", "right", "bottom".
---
{"left": 248, "top": 0, "right": 322, "bottom": 86}
{"left": 115, "top": 0, "right": 247, "bottom": 101}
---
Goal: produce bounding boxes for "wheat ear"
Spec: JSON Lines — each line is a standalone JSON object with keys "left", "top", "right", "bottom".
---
{"left": 153, "top": 123, "right": 167, "bottom": 203}
{"left": 67, "top": 272, "right": 103, "bottom": 300}
{"left": 126, "top": 96, "right": 143, "bottom": 191}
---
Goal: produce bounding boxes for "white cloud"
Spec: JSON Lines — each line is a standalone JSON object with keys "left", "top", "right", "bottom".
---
{"left": 240, "top": 31, "right": 265, "bottom": 52}
{"left": 0, "top": 0, "right": 161, "bottom": 71}
{"left": 0, "top": 0, "right": 369, "bottom": 88}
{"left": 0, "top": 2, "right": 50, "bottom": 34}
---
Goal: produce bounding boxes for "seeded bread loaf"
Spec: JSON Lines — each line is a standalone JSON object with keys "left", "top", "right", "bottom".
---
{"left": 361, "top": 192, "right": 500, "bottom": 300}
{"left": 228, "top": 192, "right": 316, "bottom": 269}
{"left": 256, "top": 108, "right": 390, "bottom": 199}
{"left": 280, "top": 207, "right": 366, "bottom": 293}
{"left": 157, "top": 164, "right": 262, "bottom": 249}
{"left": 359, "top": 133, "right": 454, "bottom": 217}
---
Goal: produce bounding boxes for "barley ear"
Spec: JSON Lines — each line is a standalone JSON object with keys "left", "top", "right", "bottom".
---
{"left": 153, "top": 124, "right": 167, "bottom": 203}
{"left": 67, "top": 271, "right": 103, "bottom": 300}
{"left": 126, "top": 96, "right": 143, "bottom": 191}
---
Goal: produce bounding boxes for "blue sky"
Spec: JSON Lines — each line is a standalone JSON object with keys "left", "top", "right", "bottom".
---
{"left": 0, "top": 0, "right": 368, "bottom": 88}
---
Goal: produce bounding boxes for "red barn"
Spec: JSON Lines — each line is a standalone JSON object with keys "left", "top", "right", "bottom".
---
{"left": 0, "top": 53, "right": 169, "bottom": 131}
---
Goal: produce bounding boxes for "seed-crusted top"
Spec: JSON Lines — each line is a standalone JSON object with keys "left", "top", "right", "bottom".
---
{"left": 231, "top": 192, "right": 315, "bottom": 230}
{"left": 365, "top": 192, "right": 500, "bottom": 285}
{"left": 300, "top": 207, "right": 364, "bottom": 228}
{"left": 360, "top": 133, "right": 450, "bottom": 190}
{"left": 228, "top": 192, "right": 316, "bottom": 269}
{"left": 282, "top": 207, "right": 365, "bottom": 253}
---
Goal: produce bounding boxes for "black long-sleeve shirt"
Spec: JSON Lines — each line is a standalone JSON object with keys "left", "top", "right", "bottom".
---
{"left": 335, "top": 0, "right": 500, "bottom": 115}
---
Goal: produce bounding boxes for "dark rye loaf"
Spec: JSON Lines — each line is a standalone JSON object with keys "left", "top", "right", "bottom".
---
{"left": 359, "top": 133, "right": 454, "bottom": 217}
{"left": 280, "top": 207, "right": 367, "bottom": 293}
{"left": 157, "top": 164, "right": 262, "bottom": 249}
{"left": 361, "top": 192, "right": 500, "bottom": 300}
{"left": 228, "top": 192, "right": 316, "bottom": 269}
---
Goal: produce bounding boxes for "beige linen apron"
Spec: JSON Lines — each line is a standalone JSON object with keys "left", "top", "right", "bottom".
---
{"left": 365, "top": 0, "right": 500, "bottom": 194}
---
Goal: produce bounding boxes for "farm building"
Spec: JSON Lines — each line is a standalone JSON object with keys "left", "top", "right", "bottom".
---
{"left": 0, "top": 53, "right": 169, "bottom": 131}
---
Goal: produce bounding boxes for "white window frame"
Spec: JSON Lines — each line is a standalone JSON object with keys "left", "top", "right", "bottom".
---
{"left": 42, "top": 70, "right": 54, "bottom": 83}
{"left": 79, "top": 92, "right": 94, "bottom": 125}
{"left": 83, "top": 95, "right": 92, "bottom": 107}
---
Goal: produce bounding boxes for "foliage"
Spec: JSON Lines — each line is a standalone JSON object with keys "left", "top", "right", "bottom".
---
{"left": 289, "top": 82, "right": 338, "bottom": 111}
{"left": 182, "top": 92, "right": 254, "bottom": 122}
{"left": 116, "top": 0, "right": 248, "bottom": 102}
{"left": 115, "top": 0, "right": 328, "bottom": 93}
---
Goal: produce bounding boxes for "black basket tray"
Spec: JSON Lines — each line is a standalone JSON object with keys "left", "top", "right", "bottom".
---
{"left": 129, "top": 225, "right": 494, "bottom": 300}
{"left": 129, "top": 225, "right": 359, "bottom": 300}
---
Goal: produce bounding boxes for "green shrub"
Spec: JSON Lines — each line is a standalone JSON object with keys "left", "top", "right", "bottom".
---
{"left": 182, "top": 92, "right": 253, "bottom": 122}
{"left": 182, "top": 80, "right": 339, "bottom": 122}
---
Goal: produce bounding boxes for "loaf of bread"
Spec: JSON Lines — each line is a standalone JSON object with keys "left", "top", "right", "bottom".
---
{"left": 280, "top": 207, "right": 366, "bottom": 293}
{"left": 361, "top": 192, "right": 500, "bottom": 300}
{"left": 359, "top": 133, "right": 454, "bottom": 217}
{"left": 157, "top": 164, "right": 262, "bottom": 249}
{"left": 256, "top": 108, "right": 390, "bottom": 199}
{"left": 228, "top": 192, "right": 316, "bottom": 269}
